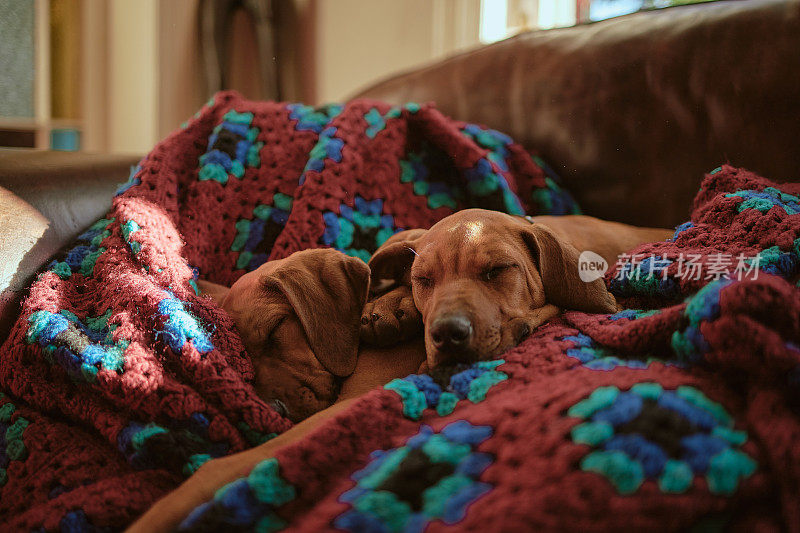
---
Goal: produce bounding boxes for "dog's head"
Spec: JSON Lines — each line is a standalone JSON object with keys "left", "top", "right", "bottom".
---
{"left": 216, "top": 248, "right": 369, "bottom": 422}
{"left": 369, "top": 209, "right": 616, "bottom": 368}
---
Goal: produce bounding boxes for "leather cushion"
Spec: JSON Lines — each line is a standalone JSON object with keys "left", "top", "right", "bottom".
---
{"left": 354, "top": 0, "right": 800, "bottom": 227}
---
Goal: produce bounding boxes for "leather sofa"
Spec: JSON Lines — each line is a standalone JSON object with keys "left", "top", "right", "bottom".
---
{"left": 1, "top": 0, "right": 798, "bottom": 343}
{"left": 355, "top": 0, "right": 799, "bottom": 226}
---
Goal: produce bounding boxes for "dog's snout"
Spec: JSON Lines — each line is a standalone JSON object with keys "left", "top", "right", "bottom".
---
{"left": 430, "top": 314, "right": 473, "bottom": 350}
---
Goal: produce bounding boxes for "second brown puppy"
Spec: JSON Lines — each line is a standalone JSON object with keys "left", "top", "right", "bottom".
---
{"left": 197, "top": 248, "right": 425, "bottom": 423}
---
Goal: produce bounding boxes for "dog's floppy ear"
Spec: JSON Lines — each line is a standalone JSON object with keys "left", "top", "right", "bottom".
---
{"left": 521, "top": 223, "right": 617, "bottom": 313}
{"left": 368, "top": 229, "right": 427, "bottom": 285}
{"left": 262, "top": 249, "right": 370, "bottom": 377}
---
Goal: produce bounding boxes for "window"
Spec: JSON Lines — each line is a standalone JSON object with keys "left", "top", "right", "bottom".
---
{"left": 479, "top": 0, "right": 721, "bottom": 44}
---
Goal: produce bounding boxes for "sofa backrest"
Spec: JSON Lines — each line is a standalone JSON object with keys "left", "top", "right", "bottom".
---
{"left": 354, "top": 0, "right": 800, "bottom": 227}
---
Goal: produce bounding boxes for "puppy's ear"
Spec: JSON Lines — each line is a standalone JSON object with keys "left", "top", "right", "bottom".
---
{"left": 521, "top": 223, "right": 617, "bottom": 313}
{"left": 263, "top": 249, "right": 369, "bottom": 377}
{"left": 368, "top": 229, "right": 427, "bottom": 285}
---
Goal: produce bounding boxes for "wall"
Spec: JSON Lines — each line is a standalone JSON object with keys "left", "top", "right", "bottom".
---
{"left": 108, "top": 0, "right": 159, "bottom": 154}
{"left": 79, "top": 0, "right": 206, "bottom": 153}
{"left": 80, "top": 0, "right": 483, "bottom": 153}
{"left": 313, "top": 0, "right": 481, "bottom": 103}
{"left": 157, "top": 0, "right": 206, "bottom": 143}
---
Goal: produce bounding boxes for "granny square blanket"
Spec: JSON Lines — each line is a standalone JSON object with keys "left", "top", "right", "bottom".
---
{"left": 0, "top": 91, "right": 799, "bottom": 532}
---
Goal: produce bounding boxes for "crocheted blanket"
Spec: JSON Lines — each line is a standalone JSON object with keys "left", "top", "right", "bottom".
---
{"left": 1, "top": 91, "right": 798, "bottom": 531}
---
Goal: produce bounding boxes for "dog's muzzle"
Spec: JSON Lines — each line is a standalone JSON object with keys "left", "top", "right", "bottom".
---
{"left": 429, "top": 313, "right": 474, "bottom": 365}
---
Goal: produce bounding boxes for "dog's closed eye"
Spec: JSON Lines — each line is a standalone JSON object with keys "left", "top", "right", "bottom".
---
{"left": 267, "top": 399, "right": 289, "bottom": 418}
{"left": 480, "top": 264, "right": 516, "bottom": 282}
{"left": 412, "top": 275, "right": 434, "bottom": 288}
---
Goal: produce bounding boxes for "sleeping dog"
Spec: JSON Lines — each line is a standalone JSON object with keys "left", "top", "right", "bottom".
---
{"left": 196, "top": 248, "right": 425, "bottom": 423}
{"left": 364, "top": 209, "right": 672, "bottom": 369}
{"left": 199, "top": 209, "right": 670, "bottom": 421}
{"left": 197, "top": 248, "right": 372, "bottom": 422}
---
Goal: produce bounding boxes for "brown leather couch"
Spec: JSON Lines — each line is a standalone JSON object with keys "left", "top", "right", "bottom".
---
{"left": 355, "top": 0, "right": 800, "bottom": 226}
{"left": 1, "top": 0, "right": 798, "bottom": 343}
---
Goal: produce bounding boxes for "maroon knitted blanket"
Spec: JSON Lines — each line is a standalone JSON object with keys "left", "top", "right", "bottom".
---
{"left": 1, "top": 92, "right": 799, "bottom": 531}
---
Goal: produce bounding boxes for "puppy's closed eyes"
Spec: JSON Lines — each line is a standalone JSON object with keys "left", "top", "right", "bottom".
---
{"left": 199, "top": 248, "right": 369, "bottom": 422}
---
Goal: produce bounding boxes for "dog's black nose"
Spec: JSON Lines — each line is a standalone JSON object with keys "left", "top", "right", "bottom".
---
{"left": 430, "top": 314, "right": 473, "bottom": 350}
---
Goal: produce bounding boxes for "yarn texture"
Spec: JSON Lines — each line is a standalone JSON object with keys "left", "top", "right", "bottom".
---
{"left": 0, "top": 92, "right": 577, "bottom": 530}
{"left": 0, "top": 91, "right": 798, "bottom": 531}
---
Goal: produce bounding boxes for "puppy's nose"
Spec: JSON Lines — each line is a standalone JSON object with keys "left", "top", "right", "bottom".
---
{"left": 430, "top": 314, "right": 473, "bottom": 351}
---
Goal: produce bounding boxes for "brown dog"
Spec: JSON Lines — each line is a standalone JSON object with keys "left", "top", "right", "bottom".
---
{"left": 197, "top": 248, "right": 426, "bottom": 422}
{"left": 364, "top": 209, "right": 672, "bottom": 368}
{"left": 197, "top": 248, "right": 372, "bottom": 422}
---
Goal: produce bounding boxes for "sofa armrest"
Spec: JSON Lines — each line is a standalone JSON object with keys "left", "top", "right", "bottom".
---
{"left": 0, "top": 150, "right": 140, "bottom": 341}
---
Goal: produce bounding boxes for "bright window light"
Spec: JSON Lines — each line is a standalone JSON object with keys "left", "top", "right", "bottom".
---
{"left": 538, "top": 0, "right": 577, "bottom": 29}
{"left": 589, "top": 0, "right": 643, "bottom": 21}
{"left": 480, "top": 0, "right": 509, "bottom": 44}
